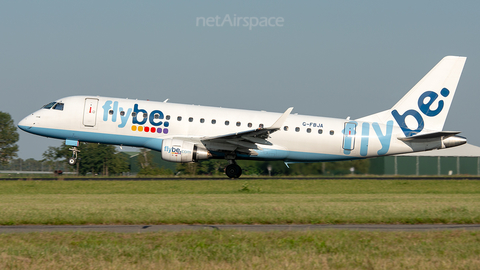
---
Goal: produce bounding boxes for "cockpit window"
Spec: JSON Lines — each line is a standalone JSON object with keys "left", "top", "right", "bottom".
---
{"left": 42, "top": 102, "right": 56, "bottom": 109}
{"left": 53, "top": 103, "right": 64, "bottom": 111}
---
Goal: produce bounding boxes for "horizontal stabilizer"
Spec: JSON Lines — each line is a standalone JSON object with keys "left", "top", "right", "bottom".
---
{"left": 398, "top": 131, "right": 466, "bottom": 149}
{"left": 398, "top": 131, "right": 461, "bottom": 141}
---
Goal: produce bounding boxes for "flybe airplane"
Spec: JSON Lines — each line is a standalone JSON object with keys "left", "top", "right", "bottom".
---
{"left": 18, "top": 56, "right": 467, "bottom": 178}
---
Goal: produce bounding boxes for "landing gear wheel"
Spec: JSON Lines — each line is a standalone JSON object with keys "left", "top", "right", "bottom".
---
{"left": 68, "top": 157, "right": 77, "bottom": 166}
{"left": 225, "top": 164, "right": 242, "bottom": 179}
{"left": 68, "top": 146, "right": 80, "bottom": 166}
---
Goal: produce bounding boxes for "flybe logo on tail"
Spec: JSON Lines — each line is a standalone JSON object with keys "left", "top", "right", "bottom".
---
{"left": 102, "top": 100, "right": 169, "bottom": 134}
{"left": 392, "top": 88, "right": 450, "bottom": 137}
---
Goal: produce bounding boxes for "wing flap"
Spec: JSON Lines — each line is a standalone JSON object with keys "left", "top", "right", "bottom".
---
{"left": 241, "top": 135, "right": 272, "bottom": 145}
{"left": 226, "top": 140, "right": 261, "bottom": 150}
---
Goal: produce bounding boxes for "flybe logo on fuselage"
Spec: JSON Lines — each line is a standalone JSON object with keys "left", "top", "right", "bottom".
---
{"left": 101, "top": 100, "right": 169, "bottom": 134}
{"left": 392, "top": 88, "right": 450, "bottom": 137}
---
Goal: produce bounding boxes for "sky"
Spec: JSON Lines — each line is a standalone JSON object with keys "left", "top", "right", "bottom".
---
{"left": 1, "top": 1, "right": 479, "bottom": 160}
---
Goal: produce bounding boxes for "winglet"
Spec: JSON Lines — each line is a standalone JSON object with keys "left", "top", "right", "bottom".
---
{"left": 269, "top": 107, "right": 294, "bottom": 129}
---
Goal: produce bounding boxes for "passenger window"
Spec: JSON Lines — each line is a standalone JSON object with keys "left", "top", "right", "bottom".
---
{"left": 295, "top": 127, "right": 300, "bottom": 132}
{"left": 120, "top": 111, "right": 125, "bottom": 116}
{"left": 200, "top": 118, "right": 205, "bottom": 123}
{"left": 53, "top": 103, "right": 64, "bottom": 111}
{"left": 248, "top": 123, "right": 252, "bottom": 128}
{"left": 318, "top": 129, "right": 323, "bottom": 134}
{"left": 143, "top": 113, "right": 148, "bottom": 118}
{"left": 284, "top": 126, "right": 288, "bottom": 131}
{"left": 236, "top": 122, "right": 241, "bottom": 127}
{"left": 109, "top": 110, "right": 114, "bottom": 115}
{"left": 166, "top": 115, "right": 171, "bottom": 120}
{"left": 307, "top": 128, "right": 311, "bottom": 133}
{"left": 225, "top": 120, "right": 230, "bottom": 126}
{"left": 177, "top": 116, "right": 182, "bottom": 121}
{"left": 42, "top": 102, "right": 56, "bottom": 109}
{"left": 154, "top": 113, "right": 160, "bottom": 119}
{"left": 189, "top": 117, "right": 193, "bottom": 122}
{"left": 259, "top": 124, "right": 264, "bottom": 128}
{"left": 132, "top": 112, "right": 137, "bottom": 117}
{"left": 212, "top": 119, "right": 216, "bottom": 124}
{"left": 330, "top": 130, "right": 334, "bottom": 135}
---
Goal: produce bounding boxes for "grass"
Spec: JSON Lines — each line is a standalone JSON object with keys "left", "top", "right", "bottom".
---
{"left": 1, "top": 179, "right": 480, "bottom": 269}
{"left": 0, "top": 230, "right": 479, "bottom": 269}
{"left": 0, "top": 180, "right": 479, "bottom": 225}
{"left": 1, "top": 194, "right": 480, "bottom": 225}
{"left": 0, "top": 179, "right": 480, "bottom": 194}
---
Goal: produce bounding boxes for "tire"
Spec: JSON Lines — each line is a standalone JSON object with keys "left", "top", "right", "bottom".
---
{"left": 225, "top": 164, "right": 242, "bottom": 178}
{"left": 68, "top": 157, "right": 77, "bottom": 166}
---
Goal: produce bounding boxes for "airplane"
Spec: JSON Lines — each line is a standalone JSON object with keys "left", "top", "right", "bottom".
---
{"left": 18, "top": 56, "right": 467, "bottom": 178}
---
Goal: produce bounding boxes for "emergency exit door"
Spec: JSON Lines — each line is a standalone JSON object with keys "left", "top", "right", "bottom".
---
{"left": 343, "top": 122, "right": 357, "bottom": 151}
{"left": 83, "top": 98, "right": 98, "bottom": 127}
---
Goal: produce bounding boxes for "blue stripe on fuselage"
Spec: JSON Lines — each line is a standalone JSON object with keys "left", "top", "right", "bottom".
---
{"left": 18, "top": 125, "right": 354, "bottom": 162}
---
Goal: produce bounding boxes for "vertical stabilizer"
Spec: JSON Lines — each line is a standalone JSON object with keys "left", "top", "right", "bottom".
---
{"left": 358, "top": 56, "right": 466, "bottom": 137}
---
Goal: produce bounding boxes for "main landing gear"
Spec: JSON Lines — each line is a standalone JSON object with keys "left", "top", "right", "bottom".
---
{"left": 225, "top": 160, "right": 242, "bottom": 179}
{"left": 68, "top": 146, "right": 80, "bottom": 166}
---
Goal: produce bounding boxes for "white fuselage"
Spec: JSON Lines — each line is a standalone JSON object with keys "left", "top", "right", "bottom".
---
{"left": 18, "top": 95, "right": 433, "bottom": 162}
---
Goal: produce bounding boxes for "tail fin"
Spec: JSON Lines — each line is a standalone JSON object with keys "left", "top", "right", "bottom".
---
{"left": 358, "top": 56, "right": 467, "bottom": 137}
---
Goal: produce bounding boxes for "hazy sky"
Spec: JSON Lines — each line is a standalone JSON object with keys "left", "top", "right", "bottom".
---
{"left": 1, "top": 1, "right": 479, "bottom": 160}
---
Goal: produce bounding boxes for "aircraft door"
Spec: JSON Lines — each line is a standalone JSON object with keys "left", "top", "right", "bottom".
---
{"left": 83, "top": 98, "right": 99, "bottom": 127}
{"left": 343, "top": 122, "right": 357, "bottom": 151}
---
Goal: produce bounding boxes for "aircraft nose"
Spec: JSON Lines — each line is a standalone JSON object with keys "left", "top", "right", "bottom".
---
{"left": 17, "top": 114, "right": 35, "bottom": 131}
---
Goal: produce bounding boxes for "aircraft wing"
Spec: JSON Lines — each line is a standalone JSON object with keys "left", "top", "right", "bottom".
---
{"left": 199, "top": 107, "right": 293, "bottom": 155}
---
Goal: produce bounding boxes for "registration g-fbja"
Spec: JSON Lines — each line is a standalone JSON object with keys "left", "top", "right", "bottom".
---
{"left": 196, "top": 14, "right": 284, "bottom": 30}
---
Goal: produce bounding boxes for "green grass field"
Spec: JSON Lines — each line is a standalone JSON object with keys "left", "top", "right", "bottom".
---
{"left": 1, "top": 179, "right": 479, "bottom": 269}
{"left": 0, "top": 179, "right": 479, "bottom": 225}
{"left": 1, "top": 230, "right": 479, "bottom": 269}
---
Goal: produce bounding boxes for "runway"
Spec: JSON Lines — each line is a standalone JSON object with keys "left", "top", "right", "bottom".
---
{"left": 1, "top": 224, "right": 480, "bottom": 233}
{"left": 2, "top": 176, "right": 480, "bottom": 181}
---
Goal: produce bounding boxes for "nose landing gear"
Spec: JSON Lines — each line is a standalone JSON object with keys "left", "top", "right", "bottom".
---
{"left": 68, "top": 146, "right": 80, "bottom": 166}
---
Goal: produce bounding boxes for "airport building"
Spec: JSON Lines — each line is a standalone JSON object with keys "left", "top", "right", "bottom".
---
{"left": 369, "top": 144, "right": 480, "bottom": 176}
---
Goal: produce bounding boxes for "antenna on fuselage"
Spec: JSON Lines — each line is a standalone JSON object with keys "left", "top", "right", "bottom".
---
{"left": 163, "top": 99, "right": 169, "bottom": 103}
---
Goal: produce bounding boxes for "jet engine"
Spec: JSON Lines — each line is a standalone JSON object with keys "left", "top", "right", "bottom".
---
{"left": 161, "top": 138, "right": 210, "bottom": 162}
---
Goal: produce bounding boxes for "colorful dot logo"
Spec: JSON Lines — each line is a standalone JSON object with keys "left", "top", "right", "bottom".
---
{"left": 132, "top": 125, "right": 169, "bottom": 134}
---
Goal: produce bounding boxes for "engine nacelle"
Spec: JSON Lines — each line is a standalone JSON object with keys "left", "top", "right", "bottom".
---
{"left": 161, "top": 138, "right": 210, "bottom": 163}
